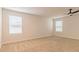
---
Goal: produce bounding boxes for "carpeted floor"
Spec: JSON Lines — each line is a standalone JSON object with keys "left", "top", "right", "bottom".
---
{"left": 0, "top": 36, "right": 79, "bottom": 52}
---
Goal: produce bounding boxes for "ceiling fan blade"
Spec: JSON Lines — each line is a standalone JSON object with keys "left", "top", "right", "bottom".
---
{"left": 67, "top": 9, "right": 72, "bottom": 15}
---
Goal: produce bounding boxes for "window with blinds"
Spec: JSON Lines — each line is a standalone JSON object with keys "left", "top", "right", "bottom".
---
{"left": 55, "top": 19, "right": 63, "bottom": 32}
{"left": 9, "top": 15, "right": 22, "bottom": 34}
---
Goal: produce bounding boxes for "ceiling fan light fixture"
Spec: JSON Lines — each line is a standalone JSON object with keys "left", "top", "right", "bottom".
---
{"left": 67, "top": 9, "right": 79, "bottom": 16}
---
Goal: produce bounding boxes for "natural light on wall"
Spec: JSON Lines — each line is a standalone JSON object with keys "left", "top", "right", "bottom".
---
{"left": 55, "top": 19, "right": 63, "bottom": 32}
{"left": 9, "top": 15, "right": 22, "bottom": 34}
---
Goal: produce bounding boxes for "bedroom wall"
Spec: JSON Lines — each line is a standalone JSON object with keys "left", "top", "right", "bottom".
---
{"left": 0, "top": 8, "right": 2, "bottom": 47}
{"left": 2, "top": 9, "right": 53, "bottom": 44}
{"left": 54, "top": 14, "right": 79, "bottom": 40}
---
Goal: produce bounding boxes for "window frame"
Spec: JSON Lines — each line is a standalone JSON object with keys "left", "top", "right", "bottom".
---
{"left": 55, "top": 19, "right": 63, "bottom": 32}
{"left": 9, "top": 15, "right": 22, "bottom": 34}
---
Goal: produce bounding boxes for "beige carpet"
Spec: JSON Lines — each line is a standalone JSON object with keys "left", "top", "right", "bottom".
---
{"left": 0, "top": 36, "right": 79, "bottom": 52}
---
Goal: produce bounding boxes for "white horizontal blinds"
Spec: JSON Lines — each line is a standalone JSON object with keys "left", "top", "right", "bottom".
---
{"left": 55, "top": 18, "right": 63, "bottom": 32}
{"left": 9, "top": 15, "right": 22, "bottom": 34}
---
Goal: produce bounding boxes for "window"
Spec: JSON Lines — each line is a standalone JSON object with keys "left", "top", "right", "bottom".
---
{"left": 9, "top": 15, "right": 22, "bottom": 34}
{"left": 55, "top": 19, "right": 63, "bottom": 32}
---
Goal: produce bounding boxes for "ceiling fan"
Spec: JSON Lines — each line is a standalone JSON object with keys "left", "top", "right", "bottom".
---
{"left": 68, "top": 9, "right": 79, "bottom": 16}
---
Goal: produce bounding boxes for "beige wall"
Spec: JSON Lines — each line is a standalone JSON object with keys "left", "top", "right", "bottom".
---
{"left": 0, "top": 8, "right": 2, "bottom": 47}
{"left": 54, "top": 15, "right": 79, "bottom": 40}
{"left": 2, "top": 9, "right": 53, "bottom": 44}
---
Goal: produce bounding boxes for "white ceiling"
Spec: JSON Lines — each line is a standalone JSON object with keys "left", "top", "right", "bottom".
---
{"left": 4, "top": 7, "right": 79, "bottom": 17}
